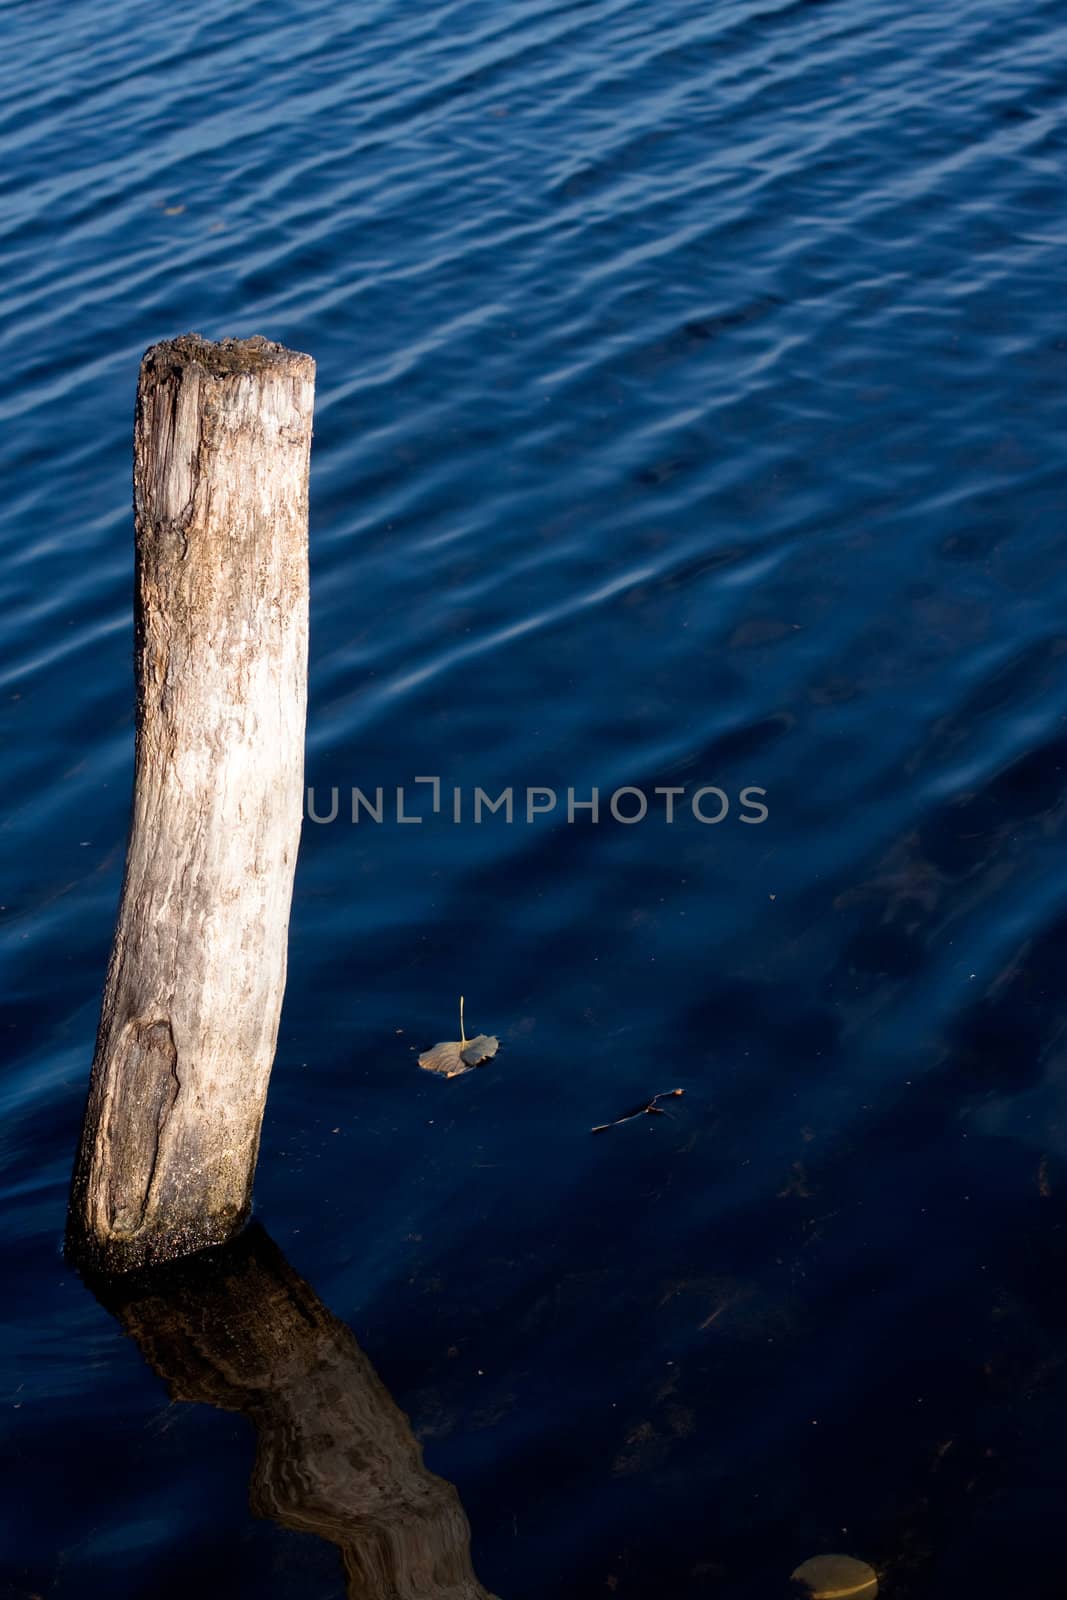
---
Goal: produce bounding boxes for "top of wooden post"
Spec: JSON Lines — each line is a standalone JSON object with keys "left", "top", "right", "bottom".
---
{"left": 141, "top": 333, "right": 314, "bottom": 382}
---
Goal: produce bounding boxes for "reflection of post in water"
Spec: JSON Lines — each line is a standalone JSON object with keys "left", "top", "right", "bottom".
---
{"left": 92, "top": 1225, "right": 497, "bottom": 1600}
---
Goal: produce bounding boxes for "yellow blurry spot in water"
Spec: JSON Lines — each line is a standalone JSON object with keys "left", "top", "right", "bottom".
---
{"left": 791, "top": 1553, "right": 878, "bottom": 1598}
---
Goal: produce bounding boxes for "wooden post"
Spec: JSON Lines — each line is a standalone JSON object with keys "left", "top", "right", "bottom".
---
{"left": 68, "top": 334, "right": 315, "bottom": 1274}
{"left": 93, "top": 1226, "right": 497, "bottom": 1599}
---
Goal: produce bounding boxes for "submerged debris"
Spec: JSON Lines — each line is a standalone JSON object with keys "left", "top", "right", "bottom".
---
{"left": 791, "top": 1554, "right": 878, "bottom": 1598}
{"left": 418, "top": 997, "right": 500, "bottom": 1079}
{"left": 591, "top": 1088, "right": 684, "bottom": 1134}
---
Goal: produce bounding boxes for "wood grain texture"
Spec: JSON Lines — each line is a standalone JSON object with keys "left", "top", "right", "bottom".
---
{"left": 68, "top": 335, "right": 314, "bottom": 1273}
{"left": 93, "top": 1226, "right": 497, "bottom": 1600}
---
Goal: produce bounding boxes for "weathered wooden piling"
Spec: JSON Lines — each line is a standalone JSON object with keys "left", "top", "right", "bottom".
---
{"left": 68, "top": 334, "right": 314, "bottom": 1274}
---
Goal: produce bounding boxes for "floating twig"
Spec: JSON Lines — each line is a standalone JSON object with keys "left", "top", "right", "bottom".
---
{"left": 591, "top": 1088, "right": 684, "bottom": 1134}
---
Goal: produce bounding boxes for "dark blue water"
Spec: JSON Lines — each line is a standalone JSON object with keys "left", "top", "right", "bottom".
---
{"left": 4, "top": 0, "right": 1067, "bottom": 1593}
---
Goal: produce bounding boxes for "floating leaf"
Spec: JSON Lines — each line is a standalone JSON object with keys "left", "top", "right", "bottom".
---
{"left": 418, "top": 997, "right": 500, "bottom": 1078}
{"left": 591, "top": 1088, "right": 684, "bottom": 1133}
{"left": 791, "top": 1554, "right": 878, "bottom": 1598}
{"left": 417, "top": 1039, "right": 466, "bottom": 1077}
{"left": 461, "top": 1034, "right": 499, "bottom": 1067}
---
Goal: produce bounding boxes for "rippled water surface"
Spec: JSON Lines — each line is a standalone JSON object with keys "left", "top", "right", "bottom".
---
{"left": 4, "top": 1, "right": 1067, "bottom": 1594}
